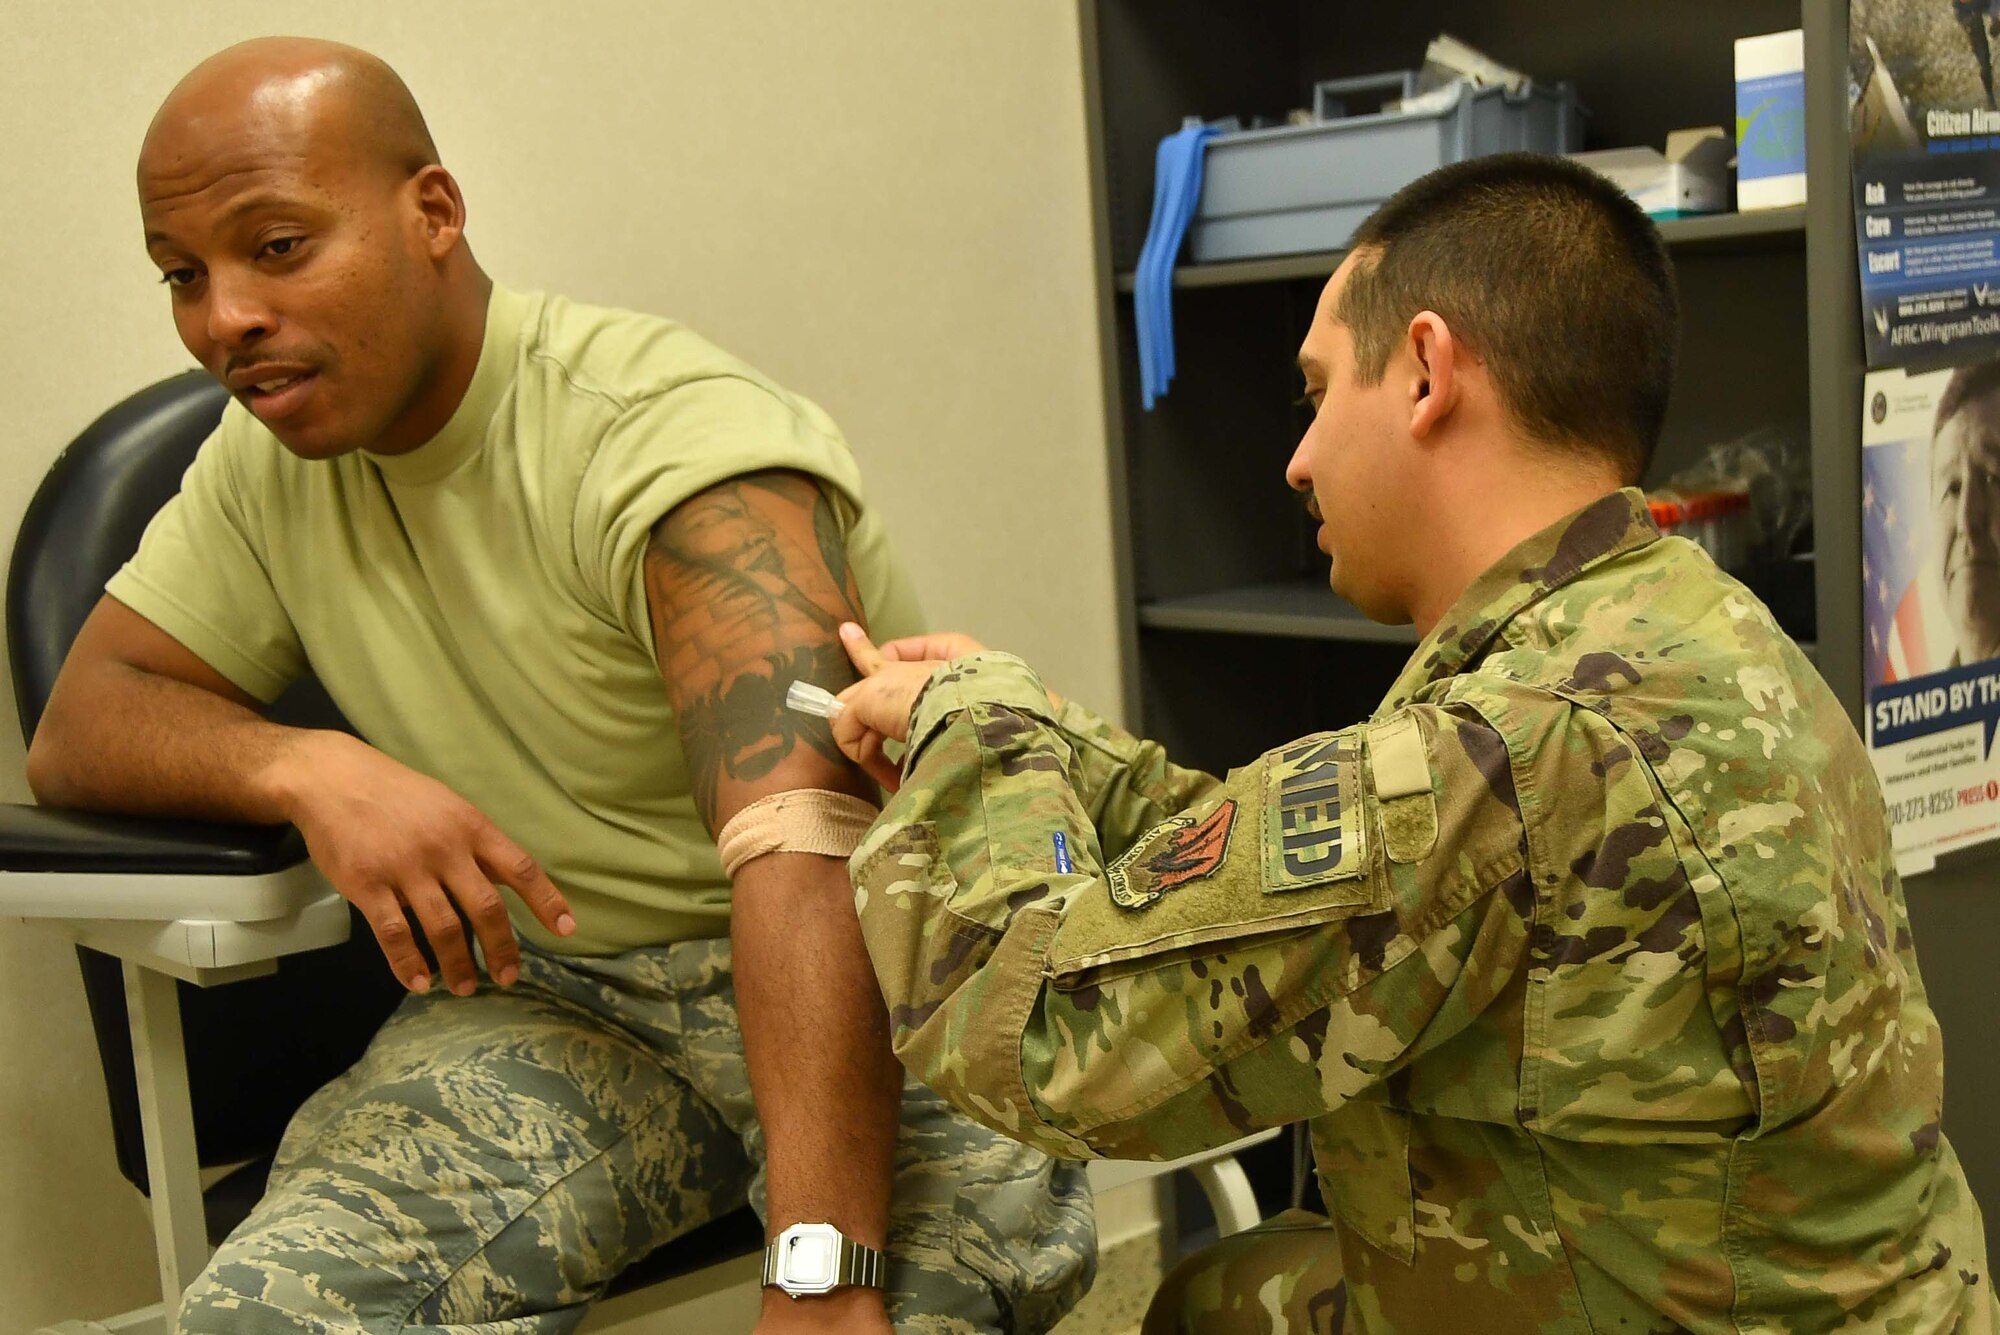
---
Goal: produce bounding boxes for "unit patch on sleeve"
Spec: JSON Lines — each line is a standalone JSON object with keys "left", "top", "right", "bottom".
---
{"left": 1106, "top": 798, "right": 1239, "bottom": 910}
{"left": 1263, "top": 732, "right": 1366, "bottom": 892}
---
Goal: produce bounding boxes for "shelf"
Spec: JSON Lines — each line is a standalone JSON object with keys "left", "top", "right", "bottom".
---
{"left": 1656, "top": 205, "right": 1807, "bottom": 252}
{"left": 1113, "top": 206, "right": 1806, "bottom": 293}
{"left": 1141, "top": 580, "right": 1818, "bottom": 657}
{"left": 1116, "top": 249, "right": 1349, "bottom": 292}
{"left": 1138, "top": 580, "right": 1418, "bottom": 643}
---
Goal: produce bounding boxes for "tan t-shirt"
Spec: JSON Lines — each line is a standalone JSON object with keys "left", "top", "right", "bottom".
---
{"left": 108, "top": 285, "right": 924, "bottom": 955}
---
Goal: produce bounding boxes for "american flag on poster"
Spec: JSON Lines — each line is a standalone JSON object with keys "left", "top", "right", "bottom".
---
{"left": 1863, "top": 435, "right": 1949, "bottom": 687}
{"left": 1862, "top": 361, "right": 2000, "bottom": 869}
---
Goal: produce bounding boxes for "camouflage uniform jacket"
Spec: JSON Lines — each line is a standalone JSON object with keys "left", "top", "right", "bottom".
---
{"left": 851, "top": 490, "right": 1996, "bottom": 1333}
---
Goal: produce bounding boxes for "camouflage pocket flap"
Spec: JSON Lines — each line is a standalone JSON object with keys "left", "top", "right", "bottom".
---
{"left": 1313, "top": 1103, "right": 1415, "bottom": 1266}
{"left": 1366, "top": 713, "right": 1438, "bottom": 865}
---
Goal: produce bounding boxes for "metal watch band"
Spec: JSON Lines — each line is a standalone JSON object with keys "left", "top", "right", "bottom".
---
{"left": 761, "top": 1224, "right": 886, "bottom": 1293}
{"left": 836, "top": 1234, "right": 885, "bottom": 1288}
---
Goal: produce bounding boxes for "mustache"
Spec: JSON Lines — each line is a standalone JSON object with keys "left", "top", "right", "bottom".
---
{"left": 1302, "top": 494, "right": 1322, "bottom": 522}
{"left": 221, "top": 351, "right": 318, "bottom": 379}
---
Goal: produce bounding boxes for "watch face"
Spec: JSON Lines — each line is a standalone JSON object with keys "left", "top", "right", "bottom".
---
{"left": 785, "top": 1231, "right": 836, "bottom": 1286}
{"left": 777, "top": 1222, "right": 843, "bottom": 1294}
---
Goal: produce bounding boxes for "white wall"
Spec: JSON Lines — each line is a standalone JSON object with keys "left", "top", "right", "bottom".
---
{"left": 0, "top": 2, "right": 1114, "bottom": 1323}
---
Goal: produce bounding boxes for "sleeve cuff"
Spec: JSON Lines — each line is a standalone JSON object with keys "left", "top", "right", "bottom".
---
{"left": 905, "top": 652, "right": 1059, "bottom": 761}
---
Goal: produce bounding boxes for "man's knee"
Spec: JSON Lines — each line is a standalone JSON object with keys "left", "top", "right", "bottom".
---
{"left": 176, "top": 974, "right": 729, "bottom": 1332}
{"left": 885, "top": 1084, "right": 1098, "bottom": 1331}
{"left": 177, "top": 1253, "right": 374, "bottom": 1335}
{"left": 1142, "top": 1210, "right": 1345, "bottom": 1335}
{"left": 172, "top": 1172, "right": 460, "bottom": 1334}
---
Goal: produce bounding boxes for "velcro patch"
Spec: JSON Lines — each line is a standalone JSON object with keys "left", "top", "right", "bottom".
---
{"left": 1366, "top": 714, "right": 1431, "bottom": 799}
{"left": 1263, "top": 733, "right": 1365, "bottom": 891}
{"left": 1367, "top": 714, "right": 1437, "bottom": 864}
{"left": 1106, "top": 798, "right": 1238, "bottom": 909}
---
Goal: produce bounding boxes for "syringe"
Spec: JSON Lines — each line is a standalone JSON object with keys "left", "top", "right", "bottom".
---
{"left": 784, "top": 680, "right": 846, "bottom": 721}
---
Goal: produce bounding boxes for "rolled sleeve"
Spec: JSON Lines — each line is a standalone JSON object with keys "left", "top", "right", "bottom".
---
{"left": 574, "top": 376, "right": 873, "bottom": 653}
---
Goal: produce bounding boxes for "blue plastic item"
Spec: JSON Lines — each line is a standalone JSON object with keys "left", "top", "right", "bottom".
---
{"left": 1135, "top": 121, "right": 1218, "bottom": 410}
{"left": 1190, "top": 76, "right": 1585, "bottom": 263}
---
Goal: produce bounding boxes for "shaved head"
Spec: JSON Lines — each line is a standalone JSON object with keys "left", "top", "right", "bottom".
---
{"left": 138, "top": 39, "right": 488, "bottom": 461}
{"left": 142, "top": 37, "right": 438, "bottom": 190}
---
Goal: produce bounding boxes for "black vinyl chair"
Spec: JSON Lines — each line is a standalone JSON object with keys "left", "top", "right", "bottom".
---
{"left": 2, "top": 372, "right": 761, "bottom": 1330}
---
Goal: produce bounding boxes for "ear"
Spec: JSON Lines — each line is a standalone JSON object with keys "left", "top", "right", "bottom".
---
{"left": 1404, "top": 311, "right": 1460, "bottom": 442}
{"left": 409, "top": 165, "right": 469, "bottom": 262}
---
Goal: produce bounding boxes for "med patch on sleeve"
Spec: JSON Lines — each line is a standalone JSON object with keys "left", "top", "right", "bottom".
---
{"left": 1263, "top": 732, "right": 1367, "bottom": 892}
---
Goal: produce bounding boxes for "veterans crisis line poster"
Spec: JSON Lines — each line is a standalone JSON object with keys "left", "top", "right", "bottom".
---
{"left": 1863, "top": 360, "right": 2000, "bottom": 867}
{"left": 1854, "top": 2, "right": 2000, "bottom": 866}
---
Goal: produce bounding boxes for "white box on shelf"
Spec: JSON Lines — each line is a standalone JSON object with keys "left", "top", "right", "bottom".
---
{"left": 1735, "top": 29, "right": 1806, "bottom": 210}
{"left": 1571, "top": 127, "right": 1732, "bottom": 217}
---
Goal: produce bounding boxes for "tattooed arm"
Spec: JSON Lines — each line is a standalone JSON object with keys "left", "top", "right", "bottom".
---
{"left": 646, "top": 470, "right": 899, "bottom": 1333}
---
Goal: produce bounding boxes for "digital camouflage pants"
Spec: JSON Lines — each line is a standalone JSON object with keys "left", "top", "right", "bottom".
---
{"left": 176, "top": 936, "right": 1095, "bottom": 1334}
{"left": 1143, "top": 1210, "right": 1345, "bottom": 1335}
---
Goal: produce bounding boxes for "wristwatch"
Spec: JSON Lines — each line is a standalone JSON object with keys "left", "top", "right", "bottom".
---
{"left": 761, "top": 1221, "right": 886, "bottom": 1297}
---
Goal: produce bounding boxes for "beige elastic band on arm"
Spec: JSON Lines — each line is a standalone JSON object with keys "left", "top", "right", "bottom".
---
{"left": 716, "top": 788, "right": 880, "bottom": 878}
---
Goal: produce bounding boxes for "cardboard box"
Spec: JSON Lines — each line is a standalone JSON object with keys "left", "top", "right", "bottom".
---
{"left": 1572, "top": 128, "right": 1732, "bottom": 217}
{"left": 1736, "top": 29, "right": 1806, "bottom": 209}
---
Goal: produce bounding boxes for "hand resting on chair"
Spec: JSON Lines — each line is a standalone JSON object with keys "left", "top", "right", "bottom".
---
{"left": 27, "top": 596, "right": 574, "bottom": 994}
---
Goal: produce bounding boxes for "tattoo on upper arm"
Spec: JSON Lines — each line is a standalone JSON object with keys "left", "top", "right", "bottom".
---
{"left": 812, "top": 489, "right": 851, "bottom": 596}
{"left": 645, "top": 471, "right": 866, "bottom": 827}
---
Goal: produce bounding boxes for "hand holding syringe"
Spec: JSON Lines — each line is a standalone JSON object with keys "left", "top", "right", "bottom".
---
{"left": 800, "top": 626, "right": 1012, "bottom": 794}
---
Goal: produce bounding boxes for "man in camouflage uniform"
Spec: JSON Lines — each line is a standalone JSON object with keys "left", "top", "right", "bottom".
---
{"left": 827, "top": 155, "right": 1997, "bottom": 1332}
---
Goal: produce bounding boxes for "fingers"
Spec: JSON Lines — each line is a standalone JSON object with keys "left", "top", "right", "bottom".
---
{"left": 831, "top": 696, "right": 868, "bottom": 760}
{"left": 831, "top": 703, "right": 900, "bottom": 792}
{"left": 403, "top": 879, "right": 480, "bottom": 996}
{"left": 855, "top": 730, "right": 901, "bottom": 794}
{"left": 839, "top": 621, "right": 888, "bottom": 676}
{"left": 478, "top": 826, "right": 576, "bottom": 942}
{"left": 445, "top": 856, "right": 520, "bottom": 987}
{"left": 352, "top": 887, "right": 434, "bottom": 994}
{"left": 346, "top": 828, "right": 569, "bottom": 997}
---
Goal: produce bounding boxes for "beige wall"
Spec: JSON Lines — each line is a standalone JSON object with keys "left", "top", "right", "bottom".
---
{"left": 0, "top": 2, "right": 1114, "bottom": 1323}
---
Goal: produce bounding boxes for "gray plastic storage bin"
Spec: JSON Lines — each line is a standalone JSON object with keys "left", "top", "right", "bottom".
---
{"left": 1190, "top": 75, "right": 1586, "bottom": 264}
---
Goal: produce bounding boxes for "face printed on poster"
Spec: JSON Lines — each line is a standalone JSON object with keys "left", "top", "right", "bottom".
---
{"left": 1864, "top": 353, "right": 2000, "bottom": 867}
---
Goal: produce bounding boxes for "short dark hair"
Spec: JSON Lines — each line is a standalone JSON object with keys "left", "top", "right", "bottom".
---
{"left": 1935, "top": 359, "right": 2000, "bottom": 436}
{"left": 1336, "top": 153, "right": 1679, "bottom": 481}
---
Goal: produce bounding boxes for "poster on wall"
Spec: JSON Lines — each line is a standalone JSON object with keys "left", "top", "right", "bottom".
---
{"left": 1863, "top": 355, "right": 2000, "bottom": 869}
{"left": 1850, "top": 0, "right": 2000, "bottom": 367}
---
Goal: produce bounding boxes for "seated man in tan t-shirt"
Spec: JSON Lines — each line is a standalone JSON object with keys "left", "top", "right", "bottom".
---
{"left": 28, "top": 36, "right": 1092, "bottom": 1334}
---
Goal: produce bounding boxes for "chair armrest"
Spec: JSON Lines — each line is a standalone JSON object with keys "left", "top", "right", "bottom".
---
{"left": 1083, "top": 1127, "right": 1283, "bottom": 1194}
{"left": 0, "top": 804, "right": 330, "bottom": 925}
{"left": 0, "top": 803, "right": 304, "bottom": 874}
